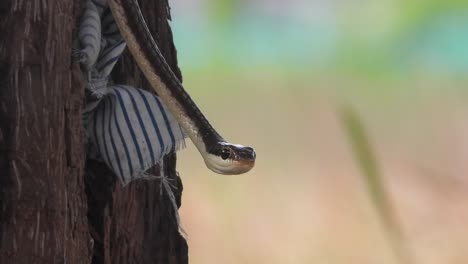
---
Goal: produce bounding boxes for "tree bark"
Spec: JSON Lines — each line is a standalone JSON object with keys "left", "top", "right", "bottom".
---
{"left": 0, "top": 0, "right": 188, "bottom": 263}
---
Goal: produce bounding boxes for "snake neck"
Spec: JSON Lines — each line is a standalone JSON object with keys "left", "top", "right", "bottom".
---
{"left": 108, "top": 0, "right": 225, "bottom": 154}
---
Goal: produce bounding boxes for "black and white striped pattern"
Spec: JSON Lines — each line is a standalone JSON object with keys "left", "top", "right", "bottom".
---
{"left": 79, "top": 0, "right": 186, "bottom": 184}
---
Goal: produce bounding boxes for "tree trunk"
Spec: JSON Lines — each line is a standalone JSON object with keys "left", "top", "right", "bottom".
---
{"left": 0, "top": 0, "right": 188, "bottom": 263}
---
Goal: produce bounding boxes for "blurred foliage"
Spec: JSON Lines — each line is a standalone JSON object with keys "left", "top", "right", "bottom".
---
{"left": 340, "top": 106, "right": 414, "bottom": 264}
{"left": 395, "top": 0, "right": 468, "bottom": 31}
{"left": 174, "top": 0, "right": 468, "bottom": 79}
{"left": 207, "top": 0, "right": 237, "bottom": 25}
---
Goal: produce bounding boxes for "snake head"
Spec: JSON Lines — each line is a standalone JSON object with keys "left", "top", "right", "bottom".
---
{"left": 204, "top": 142, "right": 256, "bottom": 175}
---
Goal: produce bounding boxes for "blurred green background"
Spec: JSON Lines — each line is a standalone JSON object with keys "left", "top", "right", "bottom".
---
{"left": 169, "top": 0, "right": 468, "bottom": 263}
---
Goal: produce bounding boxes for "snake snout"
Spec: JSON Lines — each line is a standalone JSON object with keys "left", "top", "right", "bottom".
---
{"left": 243, "top": 147, "right": 256, "bottom": 161}
{"left": 249, "top": 148, "right": 256, "bottom": 160}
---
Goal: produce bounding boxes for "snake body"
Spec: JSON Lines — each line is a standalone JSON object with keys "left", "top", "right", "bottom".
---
{"left": 107, "top": 0, "right": 256, "bottom": 174}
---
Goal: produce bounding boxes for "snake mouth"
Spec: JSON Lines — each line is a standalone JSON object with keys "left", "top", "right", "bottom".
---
{"left": 223, "top": 158, "right": 255, "bottom": 175}
{"left": 237, "top": 151, "right": 256, "bottom": 169}
{"left": 229, "top": 147, "right": 256, "bottom": 174}
{"left": 236, "top": 149, "right": 255, "bottom": 171}
{"left": 236, "top": 159, "right": 255, "bottom": 173}
{"left": 203, "top": 153, "right": 255, "bottom": 175}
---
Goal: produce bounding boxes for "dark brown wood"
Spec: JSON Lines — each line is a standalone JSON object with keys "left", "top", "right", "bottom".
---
{"left": 0, "top": 0, "right": 188, "bottom": 263}
{"left": 0, "top": 1, "right": 91, "bottom": 263}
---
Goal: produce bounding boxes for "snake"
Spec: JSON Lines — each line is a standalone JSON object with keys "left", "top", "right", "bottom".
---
{"left": 107, "top": 0, "right": 256, "bottom": 174}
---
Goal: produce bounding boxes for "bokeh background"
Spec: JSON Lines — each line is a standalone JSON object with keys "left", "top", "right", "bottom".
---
{"left": 168, "top": 0, "right": 468, "bottom": 263}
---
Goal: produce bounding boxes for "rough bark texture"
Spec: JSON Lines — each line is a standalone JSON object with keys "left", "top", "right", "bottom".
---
{"left": 0, "top": 0, "right": 188, "bottom": 263}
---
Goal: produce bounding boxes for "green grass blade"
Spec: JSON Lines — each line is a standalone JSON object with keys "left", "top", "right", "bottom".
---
{"left": 340, "top": 105, "right": 414, "bottom": 264}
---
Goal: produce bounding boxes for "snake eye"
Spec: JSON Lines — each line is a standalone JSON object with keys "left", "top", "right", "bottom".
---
{"left": 220, "top": 148, "right": 231, "bottom": 160}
